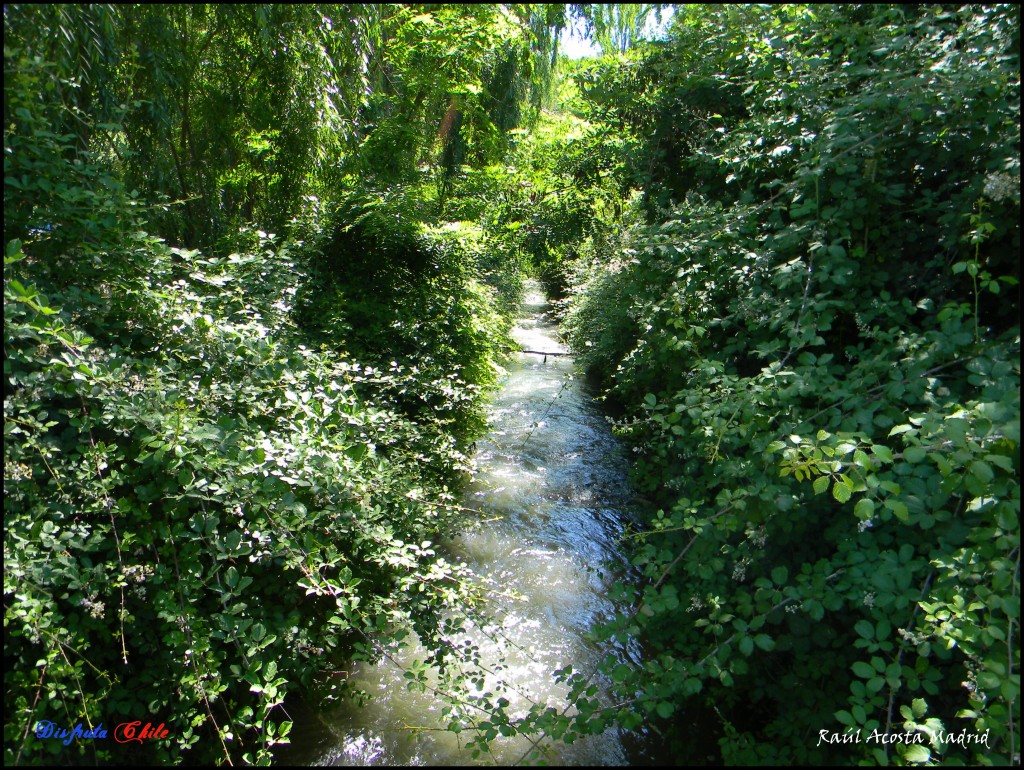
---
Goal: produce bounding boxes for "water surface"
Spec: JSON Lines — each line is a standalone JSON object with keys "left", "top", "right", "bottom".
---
{"left": 280, "top": 283, "right": 652, "bottom": 765}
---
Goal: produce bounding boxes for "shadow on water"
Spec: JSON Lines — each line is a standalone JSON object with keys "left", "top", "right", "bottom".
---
{"left": 276, "top": 282, "right": 674, "bottom": 766}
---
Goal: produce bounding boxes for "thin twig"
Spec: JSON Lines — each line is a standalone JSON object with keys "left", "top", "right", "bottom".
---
{"left": 165, "top": 525, "right": 234, "bottom": 766}
{"left": 778, "top": 250, "right": 814, "bottom": 370}
{"left": 883, "top": 570, "right": 935, "bottom": 760}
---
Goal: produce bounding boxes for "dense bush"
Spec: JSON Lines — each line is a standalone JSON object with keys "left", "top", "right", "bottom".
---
{"left": 560, "top": 4, "right": 1020, "bottom": 765}
{"left": 295, "top": 190, "right": 513, "bottom": 447}
{"left": 4, "top": 219, "right": 510, "bottom": 763}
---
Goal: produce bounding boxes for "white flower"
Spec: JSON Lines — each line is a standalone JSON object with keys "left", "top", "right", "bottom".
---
{"left": 983, "top": 171, "right": 1018, "bottom": 202}
{"left": 732, "top": 557, "right": 749, "bottom": 582}
{"left": 82, "top": 597, "right": 106, "bottom": 619}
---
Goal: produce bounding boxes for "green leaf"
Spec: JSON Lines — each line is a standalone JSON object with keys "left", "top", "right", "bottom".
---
{"left": 832, "top": 482, "right": 852, "bottom": 503}
{"left": 911, "top": 698, "right": 927, "bottom": 719}
{"left": 771, "top": 566, "right": 788, "bottom": 585}
{"left": 807, "top": 600, "right": 825, "bottom": 621}
{"left": 886, "top": 662, "right": 903, "bottom": 687}
{"left": 854, "top": 498, "right": 875, "bottom": 519}
{"left": 835, "top": 709, "right": 854, "bottom": 727}
{"left": 871, "top": 444, "right": 894, "bottom": 463}
{"left": 656, "top": 701, "right": 674, "bottom": 719}
{"left": 812, "top": 475, "right": 830, "bottom": 495}
{"left": 855, "top": 619, "right": 875, "bottom": 640}
{"left": 901, "top": 744, "right": 931, "bottom": 763}
{"left": 985, "top": 454, "right": 1014, "bottom": 472}
{"left": 969, "top": 460, "right": 994, "bottom": 482}
{"left": 852, "top": 661, "right": 875, "bottom": 678}
{"left": 887, "top": 500, "right": 909, "bottom": 522}
{"left": 903, "top": 446, "right": 927, "bottom": 464}
{"left": 879, "top": 480, "right": 901, "bottom": 495}
{"left": 346, "top": 443, "right": 368, "bottom": 462}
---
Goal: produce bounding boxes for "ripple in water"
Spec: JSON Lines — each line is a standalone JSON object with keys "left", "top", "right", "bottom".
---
{"left": 277, "top": 282, "right": 646, "bottom": 766}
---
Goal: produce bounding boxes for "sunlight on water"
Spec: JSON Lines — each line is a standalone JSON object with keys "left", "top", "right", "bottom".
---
{"left": 279, "top": 282, "right": 648, "bottom": 766}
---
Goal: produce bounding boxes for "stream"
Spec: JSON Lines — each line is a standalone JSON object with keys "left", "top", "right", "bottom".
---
{"left": 279, "top": 282, "right": 658, "bottom": 765}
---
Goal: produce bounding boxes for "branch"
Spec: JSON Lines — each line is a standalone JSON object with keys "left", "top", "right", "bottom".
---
{"left": 882, "top": 569, "right": 934, "bottom": 760}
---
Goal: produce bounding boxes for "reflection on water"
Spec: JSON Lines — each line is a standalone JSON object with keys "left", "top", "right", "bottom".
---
{"left": 278, "top": 283, "right": 652, "bottom": 766}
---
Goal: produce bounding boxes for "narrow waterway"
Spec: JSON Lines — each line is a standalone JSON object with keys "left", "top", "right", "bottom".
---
{"left": 281, "top": 282, "right": 655, "bottom": 765}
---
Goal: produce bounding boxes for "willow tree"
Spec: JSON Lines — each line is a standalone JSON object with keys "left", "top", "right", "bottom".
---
{"left": 572, "top": 3, "right": 671, "bottom": 54}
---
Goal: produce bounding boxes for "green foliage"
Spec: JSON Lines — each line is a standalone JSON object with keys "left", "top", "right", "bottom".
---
{"left": 4, "top": 5, "right": 525, "bottom": 765}
{"left": 560, "top": 3, "right": 1020, "bottom": 765}
{"left": 3, "top": 34, "right": 140, "bottom": 274}
{"left": 115, "top": 4, "right": 345, "bottom": 246}
{"left": 343, "top": 3, "right": 541, "bottom": 203}
{"left": 473, "top": 111, "right": 629, "bottom": 298}
{"left": 5, "top": 3, "right": 551, "bottom": 251}
{"left": 4, "top": 224, "right": 502, "bottom": 764}
{"left": 571, "top": 4, "right": 672, "bottom": 55}
{"left": 6, "top": 2, "right": 1020, "bottom": 766}
{"left": 294, "top": 189, "right": 512, "bottom": 445}
{"left": 4, "top": 4, "right": 348, "bottom": 250}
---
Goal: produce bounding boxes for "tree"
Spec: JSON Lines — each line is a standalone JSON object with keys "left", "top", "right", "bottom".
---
{"left": 573, "top": 3, "right": 670, "bottom": 54}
